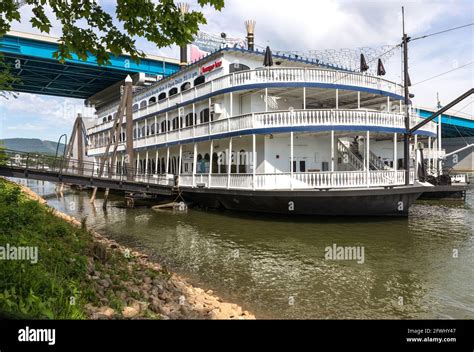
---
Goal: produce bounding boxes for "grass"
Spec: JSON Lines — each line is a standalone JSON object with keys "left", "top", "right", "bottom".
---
{"left": 0, "top": 178, "right": 97, "bottom": 319}
{"left": 0, "top": 178, "right": 173, "bottom": 320}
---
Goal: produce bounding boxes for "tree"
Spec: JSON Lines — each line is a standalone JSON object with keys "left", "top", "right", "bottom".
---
{"left": 0, "top": 0, "right": 224, "bottom": 91}
{"left": 0, "top": 53, "right": 20, "bottom": 96}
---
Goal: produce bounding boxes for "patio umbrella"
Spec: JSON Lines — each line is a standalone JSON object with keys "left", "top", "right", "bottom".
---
{"left": 263, "top": 46, "right": 273, "bottom": 67}
{"left": 377, "top": 58, "right": 386, "bottom": 76}
{"left": 360, "top": 53, "right": 369, "bottom": 72}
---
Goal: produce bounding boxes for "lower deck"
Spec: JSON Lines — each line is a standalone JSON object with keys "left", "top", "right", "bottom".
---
{"left": 95, "top": 130, "right": 442, "bottom": 191}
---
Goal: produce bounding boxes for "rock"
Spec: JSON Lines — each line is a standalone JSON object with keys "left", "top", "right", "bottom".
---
{"left": 96, "top": 307, "right": 115, "bottom": 319}
{"left": 122, "top": 306, "right": 139, "bottom": 318}
{"left": 117, "top": 291, "right": 127, "bottom": 301}
{"left": 98, "top": 279, "right": 110, "bottom": 288}
{"left": 144, "top": 276, "right": 152, "bottom": 284}
{"left": 206, "top": 290, "right": 214, "bottom": 295}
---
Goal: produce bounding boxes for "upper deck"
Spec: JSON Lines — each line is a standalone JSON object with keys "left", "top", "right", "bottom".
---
{"left": 86, "top": 48, "right": 436, "bottom": 156}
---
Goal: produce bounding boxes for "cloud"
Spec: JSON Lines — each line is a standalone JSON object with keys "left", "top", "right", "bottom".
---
{"left": 7, "top": 123, "right": 46, "bottom": 130}
{"left": 0, "top": 93, "right": 86, "bottom": 124}
{"left": 1, "top": 0, "right": 472, "bottom": 142}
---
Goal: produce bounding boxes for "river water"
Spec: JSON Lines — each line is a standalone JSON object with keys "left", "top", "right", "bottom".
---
{"left": 18, "top": 179, "right": 474, "bottom": 319}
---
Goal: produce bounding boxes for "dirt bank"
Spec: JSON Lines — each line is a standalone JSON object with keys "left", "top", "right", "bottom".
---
{"left": 11, "top": 179, "right": 255, "bottom": 320}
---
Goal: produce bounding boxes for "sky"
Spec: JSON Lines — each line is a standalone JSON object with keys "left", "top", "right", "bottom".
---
{"left": 0, "top": 0, "right": 473, "bottom": 142}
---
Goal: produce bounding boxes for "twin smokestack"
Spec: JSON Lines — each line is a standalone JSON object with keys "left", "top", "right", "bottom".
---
{"left": 178, "top": 3, "right": 256, "bottom": 69}
{"left": 245, "top": 20, "right": 256, "bottom": 51}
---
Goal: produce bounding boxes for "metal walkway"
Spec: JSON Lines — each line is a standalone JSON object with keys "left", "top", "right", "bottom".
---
{"left": 0, "top": 149, "right": 173, "bottom": 196}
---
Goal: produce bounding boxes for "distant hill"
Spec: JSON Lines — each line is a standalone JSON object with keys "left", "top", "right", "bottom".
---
{"left": 0, "top": 138, "right": 66, "bottom": 155}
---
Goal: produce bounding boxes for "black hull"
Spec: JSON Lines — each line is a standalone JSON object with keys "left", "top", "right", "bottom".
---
{"left": 180, "top": 186, "right": 426, "bottom": 216}
{"left": 418, "top": 184, "right": 469, "bottom": 201}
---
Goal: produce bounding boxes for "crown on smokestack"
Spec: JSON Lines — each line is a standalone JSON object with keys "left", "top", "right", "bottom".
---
{"left": 178, "top": 3, "right": 189, "bottom": 69}
{"left": 178, "top": 2, "right": 189, "bottom": 14}
{"left": 245, "top": 20, "right": 256, "bottom": 51}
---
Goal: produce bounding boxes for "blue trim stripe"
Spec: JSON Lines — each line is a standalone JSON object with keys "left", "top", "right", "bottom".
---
{"left": 125, "top": 125, "right": 436, "bottom": 152}
{"left": 112, "top": 82, "right": 406, "bottom": 128}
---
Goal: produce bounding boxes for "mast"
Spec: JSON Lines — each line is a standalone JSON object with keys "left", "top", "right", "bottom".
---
{"left": 402, "top": 7, "right": 411, "bottom": 185}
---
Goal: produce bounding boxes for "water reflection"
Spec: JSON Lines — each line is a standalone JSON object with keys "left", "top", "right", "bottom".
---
{"left": 18, "top": 179, "right": 474, "bottom": 319}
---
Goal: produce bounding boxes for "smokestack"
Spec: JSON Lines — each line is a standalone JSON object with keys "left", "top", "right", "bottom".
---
{"left": 178, "top": 3, "right": 189, "bottom": 69}
{"left": 245, "top": 20, "right": 256, "bottom": 51}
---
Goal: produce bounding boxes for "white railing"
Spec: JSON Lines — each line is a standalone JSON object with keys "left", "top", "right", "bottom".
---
{"left": 450, "top": 174, "right": 468, "bottom": 183}
{"left": 91, "top": 67, "right": 405, "bottom": 134}
{"left": 87, "top": 109, "right": 438, "bottom": 156}
{"left": 177, "top": 170, "right": 414, "bottom": 190}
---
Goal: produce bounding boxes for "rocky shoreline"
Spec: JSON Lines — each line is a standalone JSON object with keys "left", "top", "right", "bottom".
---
{"left": 12, "top": 180, "right": 255, "bottom": 320}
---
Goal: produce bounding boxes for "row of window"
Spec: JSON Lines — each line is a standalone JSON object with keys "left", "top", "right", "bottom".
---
{"left": 133, "top": 151, "right": 248, "bottom": 175}
{"left": 100, "top": 63, "right": 251, "bottom": 123}
{"left": 92, "top": 108, "right": 214, "bottom": 147}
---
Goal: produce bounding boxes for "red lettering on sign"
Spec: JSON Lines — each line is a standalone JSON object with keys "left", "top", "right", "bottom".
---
{"left": 200, "top": 60, "right": 222, "bottom": 74}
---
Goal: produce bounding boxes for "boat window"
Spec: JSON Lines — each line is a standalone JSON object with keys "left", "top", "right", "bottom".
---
{"left": 212, "top": 152, "right": 218, "bottom": 173}
{"left": 171, "top": 156, "right": 177, "bottom": 174}
{"left": 150, "top": 123, "right": 155, "bottom": 135}
{"left": 239, "top": 149, "right": 247, "bottom": 173}
{"left": 107, "top": 115, "right": 112, "bottom": 121}
{"left": 200, "top": 108, "right": 210, "bottom": 123}
{"left": 229, "top": 63, "right": 250, "bottom": 73}
{"left": 158, "top": 92, "right": 167, "bottom": 101}
{"left": 300, "top": 160, "right": 306, "bottom": 172}
{"left": 161, "top": 157, "right": 166, "bottom": 173}
{"left": 193, "top": 75, "right": 205, "bottom": 86}
{"left": 149, "top": 96, "right": 157, "bottom": 105}
{"left": 181, "top": 82, "right": 191, "bottom": 92}
{"left": 132, "top": 104, "right": 139, "bottom": 112}
{"left": 185, "top": 113, "right": 196, "bottom": 127}
{"left": 160, "top": 121, "right": 166, "bottom": 133}
{"left": 169, "top": 87, "right": 178, "bottom": 97}
{"left": 140, "top": 101, "right": 147, "bottom": 109}
{"left": 172, "top": 117, "right": 178, "bottom": 130}
{"left": 102, "top": 117, "right": 106, "bottom": 123}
